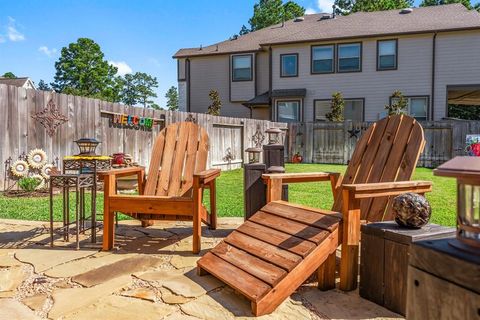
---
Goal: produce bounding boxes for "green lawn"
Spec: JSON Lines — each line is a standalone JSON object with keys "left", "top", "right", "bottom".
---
{"left": 0, "top": 164, "right": 457, "bottom": 226}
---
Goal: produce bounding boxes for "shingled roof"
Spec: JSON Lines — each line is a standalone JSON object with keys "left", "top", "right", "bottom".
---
{"left": 174, "top": 4, "right": 480, "bottom": 58}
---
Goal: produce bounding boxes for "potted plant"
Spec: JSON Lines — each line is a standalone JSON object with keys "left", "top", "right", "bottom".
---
{"left": 292, "top": 152, "right": 303, "bottom": 164}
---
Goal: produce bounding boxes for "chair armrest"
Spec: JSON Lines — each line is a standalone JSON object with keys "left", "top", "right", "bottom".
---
{"left": 342, "top": 180, "right": 432, "bottom": 199}
{"left": 194, "top": 169, "right": 221, "bottom": 184}
{"left": 262, "top": 172, "right": 338, "bottom": 184}
{"left": 98, "top": 166, "right": 145, "bottom": 179}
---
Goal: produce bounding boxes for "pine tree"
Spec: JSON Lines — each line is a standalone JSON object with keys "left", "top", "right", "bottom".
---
{"left": 326, "top": 92, "right": 345, "bottom": 122}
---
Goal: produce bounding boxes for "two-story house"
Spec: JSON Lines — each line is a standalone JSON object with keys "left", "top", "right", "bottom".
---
{"left": 174, "top": 4, "right": 480, "bottom": 122}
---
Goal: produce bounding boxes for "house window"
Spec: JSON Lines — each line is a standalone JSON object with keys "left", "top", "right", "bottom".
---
{"left": 391, "top": 96, "right": 429, "bottom": 120}
{"left": 311, "top": 45, "right": 334, "bottom": 73}
{"left": 377, "top": 40, "right": 397, "bottom": 70}
{"left": 280, "top": 54, "right": 298, "bottom": 77}
{"left": 232, "top": 55, "right": 252, "bottom": 81}
{"left": 314, "top": 98, "right": 364, "bottom": 121}
{"left": 337, "top": 43, "right": 361, "bottom": 72}
{"left": 276, "top": 100, "right": 301, "bottom": 122}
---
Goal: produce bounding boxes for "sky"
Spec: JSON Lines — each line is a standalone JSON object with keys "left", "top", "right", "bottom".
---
{"left": 0, "top": 0, "right": 472, "bottom": 107}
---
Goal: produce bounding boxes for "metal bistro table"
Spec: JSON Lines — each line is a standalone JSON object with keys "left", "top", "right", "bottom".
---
{"left": 62, "top": 155, "right": 111, "bottom": 242}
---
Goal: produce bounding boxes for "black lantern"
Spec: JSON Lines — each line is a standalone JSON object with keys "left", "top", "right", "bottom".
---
{"left": 75, "top": 138, "right": 100, "bottom": 156}
{"left": 245, "top": 147, "right": 262, "bottom": 164}
{"left": 265, "top": 127, "right": 282, "bottom": 145}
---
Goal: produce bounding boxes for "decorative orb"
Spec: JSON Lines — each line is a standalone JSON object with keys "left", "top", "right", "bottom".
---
{"left": 393, "top": 193, "right": 431, "bottom": 228}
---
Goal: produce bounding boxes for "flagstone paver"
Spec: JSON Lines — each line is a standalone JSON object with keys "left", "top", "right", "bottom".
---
{"left": 49, "top": 275, "right": 131, "bottom": 319}
{"left": 0, "top": 218, "right": 403, "bottom": 320}
{"left": 44, "top": 252, "right": 135, "bottom": 278}
{"left": 15, "top": 248, "right": 97, "bottom": 273}
{"left": 72, "top": 255, "right": 162, "bottom": 287}
{"left": 120, "top": 287, "right": 157, "bottom": 302}
{"left": 0, "top": 298, "right": 41, "bottom": 320}
{"left": 22, "top": 293, "right": 48, "bottom": 311}
{"left": 63, "top": 295, "right": 176, "bottom": 320}
{"left": 137, "top": 268, "right": 223, "bottom": 298}
{"left": 0, "top": 265, "right": 26, "bottom": 294}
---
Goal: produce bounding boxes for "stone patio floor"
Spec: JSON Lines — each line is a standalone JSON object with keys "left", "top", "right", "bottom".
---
{"left": 0, "top": 218, "right": 402, "bottom": 320}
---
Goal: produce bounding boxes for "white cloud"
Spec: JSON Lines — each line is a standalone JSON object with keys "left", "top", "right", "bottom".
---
{"left": 7, "top": 17, "right": 25, "bottom": 42}
{"left": 109, "top": 61, "right": 133, "bottom": 76}
{"left": 317, "top": 0, "right": 335, "bottom": 13}
{"left": 0, "top": 35, "right": 5, "bottom": 43}
{"left": 38, "top": 46, "right": 57, "bottom": 57}
{"left": 305, "top": 8, "right": 317, "bottom": 15}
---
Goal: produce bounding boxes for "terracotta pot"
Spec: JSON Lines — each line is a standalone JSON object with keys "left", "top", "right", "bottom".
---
{"left": 292, "top": 153, "right": 303, "bottom": 163}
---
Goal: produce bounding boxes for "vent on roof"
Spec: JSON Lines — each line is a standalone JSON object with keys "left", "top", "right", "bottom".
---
{"left": 319, "top": 14, "right": 332, "bottom": 21}
{"left": 400, "top": 8, "right": 413, "bottom": 14}
{"left": 294, "top": 16, "right": 305, "bottom": 22}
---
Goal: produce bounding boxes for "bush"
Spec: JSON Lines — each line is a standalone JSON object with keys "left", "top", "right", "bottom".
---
{"left": 325, "top": 92, "right": 344, "bottom": 122}
{"left": 18, "top": 177, "right": 42, "bottom": 192}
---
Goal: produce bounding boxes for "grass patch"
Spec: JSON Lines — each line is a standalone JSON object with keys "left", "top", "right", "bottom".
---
{"left": 0, "top": 164, "right": 456, "bottom": 226}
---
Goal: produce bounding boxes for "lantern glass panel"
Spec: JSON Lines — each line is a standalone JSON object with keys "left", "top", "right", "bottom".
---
{"left": 458, "top": 182, "right": 480, "bottom": 243}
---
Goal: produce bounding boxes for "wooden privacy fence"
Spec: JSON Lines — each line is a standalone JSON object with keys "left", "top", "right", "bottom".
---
{"left": 0, "top": 84, "right": 286, "bottom": 190}
{"left": 286, "top": 120, "right": 480, "bottom": 168}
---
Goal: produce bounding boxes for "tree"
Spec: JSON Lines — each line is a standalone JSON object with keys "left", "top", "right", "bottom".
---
{"left": 448, "top": 104, "right": 480, "bottom": 120}
{"left": 207, "top": 90, "right": 222, "bottom": 116}
{"left": 165, "top": 86, "right": 179, "bottom": 111}
{"left": 37, "top": 80, "right": 51, "bottom": 91}
{"left": 150, "top": 103, "right": 163, "bottom": 110}
{"left": 52, "top": 38, "right": 119, "bottom": 101}
{"left": 420, "top": 0, "right": 473, "bottom": 9}
{"left": 2, "top": 72, "right": 16, "bottom": 78}
{"left": 247, "top": 0, "right": 305, "bottom": 32}
{"left": 119, "top": 72, "right": 158, "bottom": 108}
{"left": 325, "top": 92, "right": 345, "bottom": 121}
{"left": 334, "top": 0, "right": 413, "bottom": 14}
{"left": 385, "top": 90, "right": 408, "bottom": 115}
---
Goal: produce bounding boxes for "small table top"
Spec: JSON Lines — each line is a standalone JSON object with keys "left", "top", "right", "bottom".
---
{"left": 361, "top": 221, "right": 455, "bottom": 245}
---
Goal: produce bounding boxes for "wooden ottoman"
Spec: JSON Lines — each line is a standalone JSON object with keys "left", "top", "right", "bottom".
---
{"left": 407, "top": 238, "right": 480, "bottom": 320}
{"left": 360, "top": 222, "right": 455, "bottom": 315}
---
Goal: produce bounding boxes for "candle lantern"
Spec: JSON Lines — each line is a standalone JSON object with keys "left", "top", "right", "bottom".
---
{"left": 434, "top": 156, "right": 480, "bottom": 254}
{"left": 245, "top": 147, "right": 262, "bottom": 164}
{"left": 265, "top": 127, "right": 282, "bottom": 145}
{"left": 75, "top": 138, "right": 100, "bottom": 156}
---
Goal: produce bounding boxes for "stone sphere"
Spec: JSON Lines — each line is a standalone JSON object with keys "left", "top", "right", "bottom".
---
{"left": 393, "top": 193, "right": 431, "bottom": 228}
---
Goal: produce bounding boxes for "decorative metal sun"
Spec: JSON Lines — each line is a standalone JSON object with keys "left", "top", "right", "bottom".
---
{"left": 31, "top": 99, "right": 68, "bottom": 137}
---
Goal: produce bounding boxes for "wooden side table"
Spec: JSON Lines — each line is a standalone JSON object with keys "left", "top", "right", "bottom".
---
{"left": 407, "top": 238, "right": 480, "bottom": 320}
{"left": 360, "top": 222, "right": 455, "bottom": 316}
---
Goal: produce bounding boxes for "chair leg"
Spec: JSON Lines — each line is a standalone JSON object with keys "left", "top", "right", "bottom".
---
{"left": 192, "top": 181, "right": 202, "bottom": 254}
{"left": 317, "top": 251, "right": 336, "bottom": 290}
{"left": 339, "top": 189, "right": 360, "bottom": 291}
{"left": 209, "top": 180, "right": 217, "bottom": 230}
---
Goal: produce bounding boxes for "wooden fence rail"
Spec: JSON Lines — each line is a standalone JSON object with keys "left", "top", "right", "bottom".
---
{"left": 0, "top": 84, "right": 285, "bottom": 190}
{"left": 286, "top": 119, "right": 480, "bottom": 168}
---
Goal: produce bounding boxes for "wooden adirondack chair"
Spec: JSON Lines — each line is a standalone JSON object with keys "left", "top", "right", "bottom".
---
{"left": 101, "top": 122, "right": 220, "bottom": 254}
{"left": 197, "top": 115, "right": 432, "bottom": 316}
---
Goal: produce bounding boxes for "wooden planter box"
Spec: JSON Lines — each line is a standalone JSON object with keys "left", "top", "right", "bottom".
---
{"left": 407, "top": 238, "right": 480, "bottom": 320}
{"left": 360, "top": 222, "right": 455, "bottom": 316}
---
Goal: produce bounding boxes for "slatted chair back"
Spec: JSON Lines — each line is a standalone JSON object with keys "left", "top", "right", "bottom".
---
{"left": 143, "top": 122, "right": 209, "bottom": 197}
{"left": 332, "top": 114, "right": 425, "bottom": 221}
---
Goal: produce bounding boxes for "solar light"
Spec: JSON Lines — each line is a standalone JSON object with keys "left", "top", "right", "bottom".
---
{"left": 74, "top": 138, "right": 100, "bottom": 156}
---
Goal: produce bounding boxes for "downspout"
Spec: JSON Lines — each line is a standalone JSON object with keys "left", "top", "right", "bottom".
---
{"left": 269, "top": 46, "right": 273, "bottom": 121}
{"left": 431, "top": 32, "right": 437, "bottom": 121}
{"left": 186, "top": 58, "right": 191, "bottom": 112}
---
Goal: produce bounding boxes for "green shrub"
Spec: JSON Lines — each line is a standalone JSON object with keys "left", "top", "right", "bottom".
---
{"left": 326, "top": 92, "right": 345, "bottom": 122}
{"left": 18, "top": 177, "right": 42, "bottom": 192}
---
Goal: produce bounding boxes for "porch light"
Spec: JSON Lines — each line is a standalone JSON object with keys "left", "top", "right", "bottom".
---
{"left": 265, "top": 127, "right": 282, "bottom": 145}
{"left": 74, "top": 138, "right": 100, "bottom": 156}
{"left": 434, "top": 156, "right": 480, "bottom": 253}
{"left": 245, "top": 147, "right": 262, "bottom": 164}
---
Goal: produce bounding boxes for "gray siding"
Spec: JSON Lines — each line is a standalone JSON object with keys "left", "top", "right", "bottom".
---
{"left": 272, "top": 34, "right": 434, "bottom": 122}
{"left": 256, "top": 51, "right": 270, "bottom": 95}
{"left": 188, "top": 55, "right": 250, "bottom": 118}
{"left": 434, "top": 30, "right": 480, "bottom": 119}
